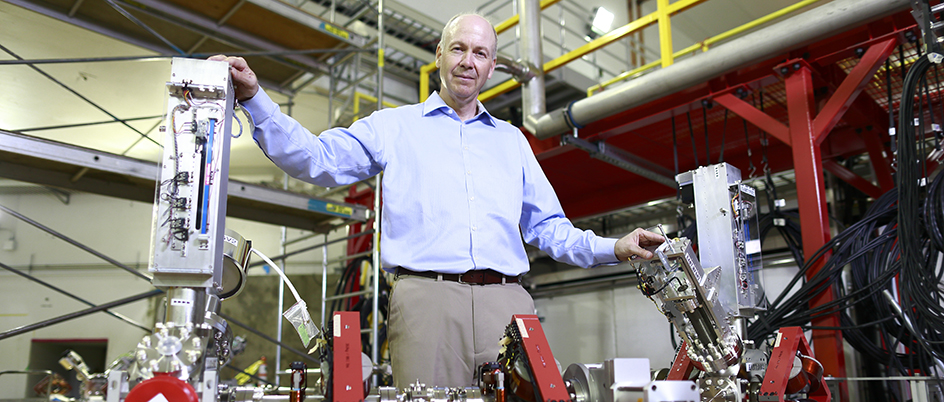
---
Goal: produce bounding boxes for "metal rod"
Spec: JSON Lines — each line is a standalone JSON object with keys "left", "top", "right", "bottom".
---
{"left": 275, "top": 172, "right": 290, "bottom": 387}
{"left": 324, "top": 289, "right": 373, "bottom": 302}
{"left": 0, "top": 261, "right": 151, "bottom": 332}
{"left": 248, "top": 230, "right": 375, "bottom": 268}
{"left": 0, "top": 204, "right": 151, "bottom": 281}
{"left": 0, "top": 49, "right": 373, "bottom": 66}
{"left": 103, "top": 0, "right": 184, "bottom": 54}
{"left": 0, "top": 289, "right": 163, "bottom": 341}
{"left": 321, "top": 234, "right": 328, "bottom": 329}
{"left": 12, "top": 115, "right": 163, "bottom": 133}
{"left": 0, "top": 44, "right": 162, "bottom": 148}
{"left": 218, "top": 312, "right": 320, "bottom": 364}
{"left": 324, "top": 250, "right": 372, "bottom": 266}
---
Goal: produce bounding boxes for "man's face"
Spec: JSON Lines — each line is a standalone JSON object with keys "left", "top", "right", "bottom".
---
{"left": 436, "top": 15, "right": 497, "bottom": 104}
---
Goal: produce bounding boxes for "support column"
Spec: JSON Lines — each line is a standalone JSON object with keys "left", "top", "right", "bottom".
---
{"left": 782, "top": 61, "right": 848, "bottom": 401}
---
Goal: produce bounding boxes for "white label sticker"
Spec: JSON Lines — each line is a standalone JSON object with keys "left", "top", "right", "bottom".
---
{"left": 224, "top": 235, "right": 238, "bottom": 246}
{"left": 774, "top": 331, "right": 783, "bottom": 348}
{"left": 148, "top": 393, "right": 170, "bottom": 402}
{"left": 515, "top": 318, "right": 529, "bottom": 339}
{"left": 334, "top": 314, "right": 341, "bottom": 338}
{"left": 170, "top": 299, "right": 192, "bottom": 307}
{"left": 745, "top": 239, "right": 762, "bottom": 255}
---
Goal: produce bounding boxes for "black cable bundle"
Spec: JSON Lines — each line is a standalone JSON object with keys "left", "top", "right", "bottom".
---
{"left": 742, "top": 52, "right": 944, "bottom": 386}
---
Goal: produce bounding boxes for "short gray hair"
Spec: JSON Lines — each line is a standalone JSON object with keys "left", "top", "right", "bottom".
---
{"left": 438, "top": 12, "right": 498, "bottom": 60}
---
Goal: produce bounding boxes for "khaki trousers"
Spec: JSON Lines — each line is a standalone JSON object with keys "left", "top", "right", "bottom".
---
{"left": 388, "top": 275, "right": 535, "bottom": 389}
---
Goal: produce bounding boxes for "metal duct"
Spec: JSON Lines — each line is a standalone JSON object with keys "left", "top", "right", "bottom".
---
{"left": 519, "top": 0, "right": 545, "bottom": 134}
{"left": 530, "top": 0, "right": 911, "bottom": 139}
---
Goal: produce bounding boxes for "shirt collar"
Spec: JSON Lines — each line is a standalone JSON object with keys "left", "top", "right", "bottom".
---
{"left": 423, "top": 91, "right": 497, "bottom": 127}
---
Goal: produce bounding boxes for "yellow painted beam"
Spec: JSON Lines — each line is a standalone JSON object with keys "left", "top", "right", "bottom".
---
{"left": 543, "top": 13, "right": 659, "bottom": 73}
{"left": 478, "top": 79, "right": 521, "bottom": 103}
{"left": 419, "top": 62, "right": 438, "bottom": 102}
{"left": 657, "top": 0, "right": 673, "bottom": 68}
{"left": 354, "top": 92, "right": 397, "bottom": 121}
{"left": 494, "top": 0, "right": 563, "bottom": 34}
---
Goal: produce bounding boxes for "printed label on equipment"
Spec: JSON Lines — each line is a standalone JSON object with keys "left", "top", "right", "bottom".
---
{"left": 774, "top": 331, "right": 783, "bottom": 348}
{"left": 334, "top": 314, "right": 341, "bottom": 337}
{"left": 739, "top": 184, "right": 756, "bottom": 197}
{"left": 170, "top": 299, "right": 192, "bottom": 307}
{"left": 515, "top": 318, "right": 529, "bottom": 338}
{"left": 745, "top": 239, "right": 761, "bottom": 255}
{"left": 224, "top": 235, "right": 238, "bottom": 246}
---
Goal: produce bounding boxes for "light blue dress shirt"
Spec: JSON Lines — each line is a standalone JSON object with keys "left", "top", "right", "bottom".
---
{"left": 242, "top": 89, "right": 618, "bottom": 276}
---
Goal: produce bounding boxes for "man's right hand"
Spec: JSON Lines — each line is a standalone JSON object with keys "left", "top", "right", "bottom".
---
{"left": 209, "top": 55, "right": 259, "bottom": 102}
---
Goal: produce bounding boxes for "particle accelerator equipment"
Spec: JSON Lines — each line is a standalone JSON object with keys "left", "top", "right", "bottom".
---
{"left": 63, "top": 59, "right": 827, "bottom": 402}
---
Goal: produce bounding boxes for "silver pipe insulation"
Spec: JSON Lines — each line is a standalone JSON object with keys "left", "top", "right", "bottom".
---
{"left": 519, "top": 0, "right": 545, "bottom": 134}
{"left": 495, "top": 55, "right": 536, "bottom": 83}
{"left": 529, "top": 0, "right": 911, "bottom": 139}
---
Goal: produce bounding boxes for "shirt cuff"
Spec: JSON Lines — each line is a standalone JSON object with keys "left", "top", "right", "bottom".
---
{"left": 239, "top": 88, "right": 278, "bottom": 127}
{"left": 593, "top": 236, "right": 620, "bottom": 266}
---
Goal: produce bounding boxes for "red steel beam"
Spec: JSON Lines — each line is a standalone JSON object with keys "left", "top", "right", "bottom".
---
{"left": 823, "top": 159, "right": 884, "bottom": 199}
{"left": 714, "top": 93, "right": 791, "bottom": 146}
{"left": 813, "top": 38, "right": 898, "bottom": 144}
{"left": 783, "top": 63, "right": 848, "bottom": 401}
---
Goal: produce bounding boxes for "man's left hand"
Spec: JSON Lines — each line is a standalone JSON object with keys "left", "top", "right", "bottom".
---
{"left": 614, "top": 228, "right": 665, "bottom": 261}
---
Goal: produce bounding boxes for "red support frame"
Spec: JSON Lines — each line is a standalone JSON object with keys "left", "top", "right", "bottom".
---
{"left": 812, "top": 38, "right": 898, "bottom": 143}
{"left": 823, "top": 160, "right": 884, "bottom": 199}
{"left": 783, "top": 60, "right": 848, "bottom": 401}
{"left": 759, "top": 327, "right": 831, "bottom": 402}
{"left": 714, "top": 38, "right": 897, "bottom": 400}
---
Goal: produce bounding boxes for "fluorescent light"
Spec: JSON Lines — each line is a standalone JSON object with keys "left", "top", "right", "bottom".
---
{"left": 591, "top": 7, "right": 615, "bottom": 36}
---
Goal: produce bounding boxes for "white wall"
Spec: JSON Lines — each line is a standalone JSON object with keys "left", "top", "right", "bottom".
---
{"left": 534, "top": 287, "right": 679, "bottom": 370}
{"left": 0, "top": 269, "right": 155, "bottom": 398}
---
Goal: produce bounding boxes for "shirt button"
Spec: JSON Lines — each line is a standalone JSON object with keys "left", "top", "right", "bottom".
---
{"left": 467, "top": 170, "right": 472, "bottom": 175}
{"left": 470, "top": 196, "right": 475, "bottom": 201}
{"left": 464, "top": 146, "right": 469, "bottom": 150}
{"left": 472, "top": 226, "right": 477, "bottom": 231}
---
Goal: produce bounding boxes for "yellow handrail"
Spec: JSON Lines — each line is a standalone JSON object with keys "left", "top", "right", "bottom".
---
{"left": 588, "top": 0, "right": 822, "bottom": 96}
{"left": 353, "top": 92, "right": 398, "bottom": 121}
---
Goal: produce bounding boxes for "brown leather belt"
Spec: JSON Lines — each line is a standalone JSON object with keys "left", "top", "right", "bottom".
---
{"left": 395, "top": 267, "right": 520, "bottom": 285}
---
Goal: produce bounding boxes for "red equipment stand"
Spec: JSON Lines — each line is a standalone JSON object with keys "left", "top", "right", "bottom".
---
{"left": 666, "top": 342, "right": 696, "bottom": 381}
{"left": 332, "top": 311, "right": 365, "bottom": 402}
{"left": 759, "top": 327, "right": 830, "bottom": 402}
{"left": 125, "top": 374, "right": 200, "bottom": 402}
{"left": 511, "top": 314, "right": 573, "bottom": 402}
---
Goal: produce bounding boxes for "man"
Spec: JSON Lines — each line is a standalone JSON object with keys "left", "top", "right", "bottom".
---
{"left": 212, "top": 13, "right": 662, "bottom": 389}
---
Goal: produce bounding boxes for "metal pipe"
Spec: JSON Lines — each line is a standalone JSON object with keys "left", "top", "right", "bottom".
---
{"left": 219, "top": 313, "right": 320, "bottom": 364}
{"left": 0, "top": 204, "right": 151, "bottom": 281}
{"left": 495, "top": 56, "right": 536, "bottom": 83}
{"left": 0, "top": 261, "right": 150, "bottom": 332}
{"left": 103, "top": 0, "right": 184, "bottom": 54}
{"left": 321, "top": 234, "right": 328, "bottom": 329}
{"left": 0, "top": 289, "right": 163, "bottom": 341}
{"left": 519, "top": 0, "right": 545, "bottom": 134}
{"left": 276, "top": 173, "right": 290, "bottom": 386}
{"left": 11, "top": 115, "right": 162, "bottom": 132}
{"left": 531, "top": 0, "right": 910, "bottom": 139}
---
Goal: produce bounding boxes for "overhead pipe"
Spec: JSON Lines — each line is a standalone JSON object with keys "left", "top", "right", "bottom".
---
{"left": 518, "top": 0, "right": 545, "bottom": 134}
{"left": 495, "top": 55, "right": 537, "bottom": 83}
{"left": 530, "top": 0, "right": 911, "bottom": 139}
